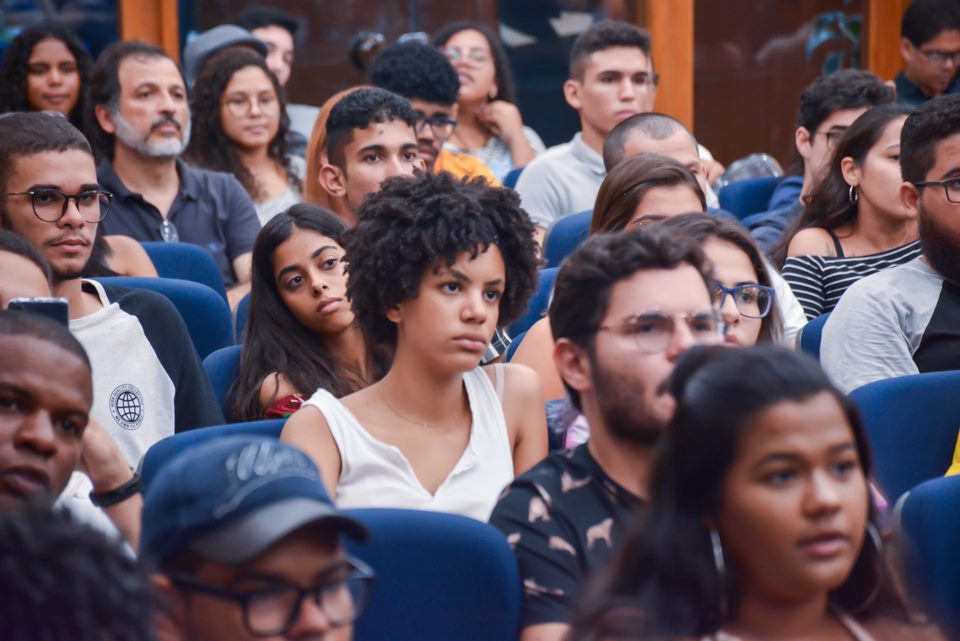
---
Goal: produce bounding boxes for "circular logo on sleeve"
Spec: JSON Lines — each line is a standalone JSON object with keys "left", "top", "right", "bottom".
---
{"left": 109, "top": 384, "right": 144, "bottom": 430}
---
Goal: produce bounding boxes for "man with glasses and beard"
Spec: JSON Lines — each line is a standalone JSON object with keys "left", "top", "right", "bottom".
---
{"left": 489, "top": 226, "right": 725, "bottom": 641}
{"left": 88, "top": 41, "right": 260, "bottom": 307}
{"left": 822, "top": 94, "right": 960, "bottom": 393}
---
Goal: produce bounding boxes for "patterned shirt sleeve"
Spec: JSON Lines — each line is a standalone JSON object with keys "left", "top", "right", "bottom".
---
{"left": 489, "top": 481, "right": 583, "bottom": 627}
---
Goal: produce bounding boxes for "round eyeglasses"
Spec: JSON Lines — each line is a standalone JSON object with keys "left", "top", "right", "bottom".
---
{"left": 713, "top": 283, "right": 775, "bottom": 319}
{"left": 223, "top": 93, "right": 280, "bottom": 118}
{"left": 168, "top": 558, "right": 374, "bottom": 637}
{"left": 3, "top": 188, "right": 112, "bottom": 223}
{"left": 598, "top": 310, "right": 726, "bottom": 354}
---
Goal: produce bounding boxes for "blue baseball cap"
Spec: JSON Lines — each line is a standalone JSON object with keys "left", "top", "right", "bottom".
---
{"left": 141, "top": 437, "right": 367, "bottom": 566}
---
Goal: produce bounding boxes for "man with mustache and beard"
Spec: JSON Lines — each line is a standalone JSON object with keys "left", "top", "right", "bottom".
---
{"left": 489, "top": 226, "right": 725, "bottom": 641}
{"left": 0, "top": 113, "right": 222, "bottom": 495}
{"left": 89, "top": 41, "right": 261, "bottom": 308}
{"left": 822, "top": 94, "right": 960, "bottom": 393}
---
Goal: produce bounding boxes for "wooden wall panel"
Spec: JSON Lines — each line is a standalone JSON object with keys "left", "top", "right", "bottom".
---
{"left": 642, "top": 0, "right": 694, "bottom": 130}
{"left": 119, "top": 0, "right": 179, "bottom": 61}
{"left": 864, "top": 0, "right": 911, "bottom": 82}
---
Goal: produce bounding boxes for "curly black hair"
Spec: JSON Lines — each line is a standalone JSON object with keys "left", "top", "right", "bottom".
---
{"left": 0, "top": 22, "right": 93, "bottom": 129}
{"left": 325, "top": 87, "right": 418, "bottom": 171}
{"left": 370, "top": 41, "right": 460, "bottom": 106}
{"left": 184, "top": 47, "right": 297, "bottom": 201}
{"left": 344, "top": 171, "right": 539, "bottom": 348}
{"left": 0, "top": 505, "right": 156, "bottom": 641}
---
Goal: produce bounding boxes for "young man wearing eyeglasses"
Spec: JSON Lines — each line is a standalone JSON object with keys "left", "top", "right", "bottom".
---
{"left": 144, "top": 437, "right": 372, "bottom": 641}
{"left": 515, "top": 20, "right": 656, "bottom": 243}
{"left": 0, "top": 112, "right": 223, "bottom": 475}
{"left": 490, "top": 225, "right": 723, "bottom": 641}
{"left": 823, "top": 94, "right": 960, "bottom": 393}
{"left": 89, "top": 41, "right": 261, "bottom": 308}
{"left": 897, "top": 0, "right": 960, "bottom": 106}
{"left": 370, "top": 40, "right": 499, "bottom": 184}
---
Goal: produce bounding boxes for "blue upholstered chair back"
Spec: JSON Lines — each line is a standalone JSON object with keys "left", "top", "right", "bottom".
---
{"left": 543, "top": 210, "right": 591, "bottom": 268}
{"left": 897, "top": 475, "right": 960, "bottom": 638}
{"left": 139, "top": 419, "right": 286, "bottom": 489}
{"left": 849, "top": 370, "right": 960, "bottom": 501}
{"left": 509, "top": 267, "right": 558, "bottom": 338}
{"left": 717, "top": 176, "right": 782, "bottom": 220}
{"left": 235, "top": 293, "right": 251, "bottom": 343}
{"left": 797, "top": 312, "right": 831, "bottom": 362}
{"left": 203, "top": 345, "right": 243, "bottom": 418}
{"left": 96, "top": 276, "right": 233, "bottom": 359}
{"left": 346, "top": 508, "right": 522, "bottom": 641}
{"left": 141, "top": 241, "right": 227, "bottom": 301}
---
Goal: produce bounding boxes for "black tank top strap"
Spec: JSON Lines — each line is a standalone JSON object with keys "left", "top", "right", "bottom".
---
{"left": 826, "top": 229, "right": 845, "bottom": 258}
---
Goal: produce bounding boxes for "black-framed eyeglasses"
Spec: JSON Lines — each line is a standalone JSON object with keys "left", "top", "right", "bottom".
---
{"left": 713, "top": 283, "right": 775, "bottom": 319}
{"left": 167, "top": 558, "right": 374, "bottom": 637}
{"left": 917, "top": 47, "right": 960, "bottom": 66}
{"left": 598, "top": 310, "right": 726, "bottom": 354}
{"left": 3, "top": 188, "right": 112, "bottom": 223}
{"left": 914, "top": 177, "right": 960, "bottom": 204}
{"left": 415, "top": 114, "right": 457, "bottom": 140}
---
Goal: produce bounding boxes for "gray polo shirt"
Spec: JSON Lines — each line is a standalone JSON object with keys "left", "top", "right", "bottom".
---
{"left": 97, "top": 159, "right": 261, "bottom": 287}
{"left": 514, "top": 133, "right": 606, "bottom": 229}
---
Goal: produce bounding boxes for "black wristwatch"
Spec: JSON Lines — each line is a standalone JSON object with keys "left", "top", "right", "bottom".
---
{"left": 89, "top": 473, "right": 143, "bottom": 508}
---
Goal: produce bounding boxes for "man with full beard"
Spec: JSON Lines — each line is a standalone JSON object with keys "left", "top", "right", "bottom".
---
{"left": 822, "top": 94, "right": 960, "bottom": 393}
{"left": 489, "top": 226, "right": 725, "bottom": 641}
{"left": 88, "top": 41, "right": 260, "bottom": 307}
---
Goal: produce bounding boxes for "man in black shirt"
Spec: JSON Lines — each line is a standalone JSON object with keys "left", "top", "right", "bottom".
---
{"left": 489, "top": 226, "right": 725, "bottom": 641}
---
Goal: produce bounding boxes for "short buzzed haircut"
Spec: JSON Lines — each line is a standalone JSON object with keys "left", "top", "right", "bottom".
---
{"left": 370, "top": 41, "right": 460, "bottom": 107}
{"left": 0, "top": 310, "right": 91, "bottom": 369}
{"left": 325, "top": 87, "right": 418, "bottom": 171}
{"left": 0, "top": 112, "right": 92, "bottom": 195}
{"left": 901, "top": 93, "right": 960, "bottom": 185}
{"left": 796, "top": 69, "right": 893, "bottom": 135}
{"left": 901, "top": 0, "right": 960, "bottom": 47}
{"left": 603, "top": 112, "right": 696, "bottom": 171}
{"left": 569, "top": 20, "right": 651, "bottom": 81}
{"left": 0, "top": 230, "right": 52, "bottom": 285}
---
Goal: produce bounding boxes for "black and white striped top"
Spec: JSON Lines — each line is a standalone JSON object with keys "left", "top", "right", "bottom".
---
{"left": 782, "top": 240, "right": 923, "bottom": 320}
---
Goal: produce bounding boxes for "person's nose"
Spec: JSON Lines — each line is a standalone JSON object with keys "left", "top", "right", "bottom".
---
{"left": 804, "top": 469, "right": 843, "bottom": 517}
{"left": 286, "top": 594, "right": 335, "bottom": 637}
{"left": 618, "top": 76, "right": 637, "bottom": 101}
{"left": 15, "top": 410, "right": 58, "bottom": 459}
{"left": 384, "top": 155, "right": 411, "bottom": 178}
{"left": 664, "top": 316, "right": 697, "bottom": 362}
{"left": 48, "top": 67, "right": 63, "bottom": 87}
{"left": 248, "top": 97, "right": 263, "bottom": 117}
{"left": 59, "top": 196, "right": 86, "bottom": 229}
{"left": 461, "top": 289, "right": 490, "bottom": 325}
{"left": 719, "top": 293, "right": 740, "bottom": 327}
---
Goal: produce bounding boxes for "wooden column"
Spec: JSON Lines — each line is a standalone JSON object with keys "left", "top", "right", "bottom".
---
{"left": 863, "top": 0, "right": 911, "bottom": 82}
{"left": 642, "top": 0, "right": 695, "bottom": 130}
{"left": 119, "top": 0, "right": 180, "bottom": 62}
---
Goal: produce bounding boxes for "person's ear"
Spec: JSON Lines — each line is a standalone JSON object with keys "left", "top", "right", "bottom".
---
{"left": 94, "top": 104, "right": 117, "bottom": 135}
{"left": 151, "top": 574, "right": 188, "bottom": 641}
{"left": 319, "top": 163, "right": 347, "bottom": 198}
{"left": 795, "top": 126, "right": 812, "bottom": 159}
{"left": 839, "top": 156, "right": 860, "bottom": 187}
{"left": 449, "top": 103, "right": 460, "bottom": 121}
{"left": 901, "top": 181, "right": 921, "bottom": 217}
{"left": 900, "top": 37, "right": 915, "bottom": 65}
{"left": 385, "top": 302, "right": 403, "bottom": 325}
{"left": 554, "top": 337, "right": 593, "bottom": 398}
{"left": 563, "top": 79, "right": 583, "bottom": 111}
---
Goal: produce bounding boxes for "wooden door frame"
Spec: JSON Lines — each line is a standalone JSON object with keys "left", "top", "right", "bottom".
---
{"left": 118, "top": 0, "right": 180, "bottom": 62}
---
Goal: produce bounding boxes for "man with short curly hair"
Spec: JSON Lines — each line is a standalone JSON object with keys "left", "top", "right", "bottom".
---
{"left": 370, "top": 41, "right": 498, "bottom": 183}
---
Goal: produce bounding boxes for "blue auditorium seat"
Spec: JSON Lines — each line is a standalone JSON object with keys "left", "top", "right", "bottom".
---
{"left": 717, "top": 176, "right": 782, "bottom": 220}
{"left": 203, "top": 345, "right": 243, "bottom": 417}
{"left": 141, "top": 241, "right": 227, "bottom": 301}
{"left": 543, "top": 210, "right": 591, "bottom": 268}
{"left": 509, "top": 268, "right": 558, "bottom": 338}
{"left": 797, "top": 312, "right": 831, "bottom": 362}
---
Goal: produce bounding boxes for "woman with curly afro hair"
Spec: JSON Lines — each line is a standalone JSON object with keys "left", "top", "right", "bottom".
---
{"left": 282, "top": 171, "right": 547, "bottom": 520}
{"left": 185, "top": 47, "right": 302, "bottom": 226}
{"left": 0, "top": 22, "right": 92, "bottom": 128}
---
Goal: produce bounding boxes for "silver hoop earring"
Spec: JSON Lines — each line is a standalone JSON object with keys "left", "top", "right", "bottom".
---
{"left": 709, "top": 527, "right": 729, "bottom": 620}
{"left": 848, "top": 185, "right": 858, "bottom": 204}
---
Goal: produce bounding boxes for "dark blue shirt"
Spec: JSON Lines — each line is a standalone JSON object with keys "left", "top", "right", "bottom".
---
{"left": 743, "top": 199, "right": 804, "bottom": 255}
{"left": 895, "top": 71, "right": 960, "bottom": 107}
{"left": 97, "top": 159, "right": 261, "bottom": 287}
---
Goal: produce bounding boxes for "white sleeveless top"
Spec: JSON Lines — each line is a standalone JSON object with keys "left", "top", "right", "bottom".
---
{"left": 302, "top": 365, "right": 514, "bottom": 521}
{"left": 703, "top": 609, "right": 877, "bottom": 641}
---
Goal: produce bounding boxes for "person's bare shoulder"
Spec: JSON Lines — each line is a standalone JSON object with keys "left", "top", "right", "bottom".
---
{"left": 105, "top": 235, "right": 159, "bottom": 277}
{"left": 787, "top": 227, "right": 836, "bottom": 258}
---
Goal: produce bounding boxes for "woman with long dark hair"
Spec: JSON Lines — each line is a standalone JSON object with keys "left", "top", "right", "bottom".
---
{"left": 229, "top": 204, "right": 388, "bottom": 421}
{"left": 434, "top": 22, "right": 544, "bottom": 181}
{"left": 186, "top": 48, "right": 302, "bottom": 226}
{"left": 776, "top": 104, "right": 920, "bottom": 319}
{"left": 570, "top": 345, "right": 940, "bottom": 641}
{"left": 0, "top": 22, "right": 92, "bottom": 127}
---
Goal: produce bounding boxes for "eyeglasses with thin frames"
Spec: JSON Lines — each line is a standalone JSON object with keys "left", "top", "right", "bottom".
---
{"left": 598, "top": 310, "right": 725, "bottom": 354}
{"left": 443, "top": 47, "right": 490, "bottom": 65}
{"left": 167, "top": 558, "right": 374, "bottom": 637}
{"left": 914, "top": 177, "right": 960, "bottom": 204}
{"left": 916, "top": 45, "right": 960, "bottom": 66}
{"left": 224, "top": 93, "right": 280, "bottom": 118}
{"left": 3, "top": 188, "right": 112, "bottom": 223}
